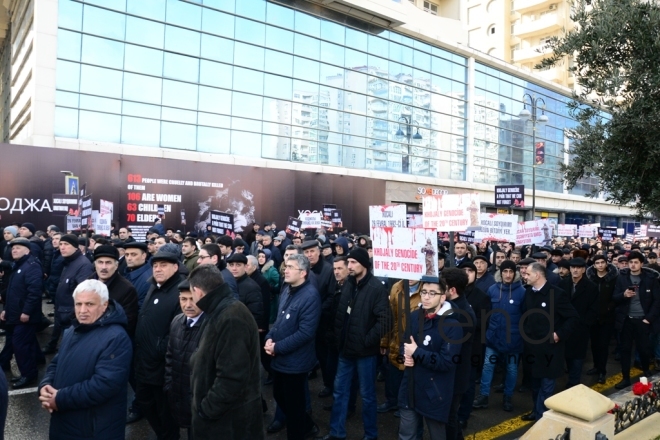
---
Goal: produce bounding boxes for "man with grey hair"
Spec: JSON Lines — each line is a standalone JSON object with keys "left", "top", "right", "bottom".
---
{"left": 265, "top": 254, "right": 321, "bottom": 439}
{"left": 38, "top": 279, "right": 132, "bottom": 439}
{"left": 520, "top": 262, "right": 578, "bottom": 422}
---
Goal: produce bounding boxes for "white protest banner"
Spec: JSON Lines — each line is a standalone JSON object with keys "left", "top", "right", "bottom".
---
{"left": 578, "top": 223, "right": 600, "bottom": 238}
{"left": 96, "top": 213, "right": 112, "bottom": 236}
{"left": 516, "top": 219, "right": 553, "bottom": 246}
{"left": 371, "top": 226, "right": 438, "bottom": 280}
{"left": 100, "top": 199, "right": 114, "bottom": 220}
{"left": 299, "top": 211, "right": 322, "bottom": 229}
{"left": 556, "top": 224, "right": 577, "bottom": 237}
{"left": 66, "top": 215, "right": 81, "bottom": 231}
{"left": 369, "top": 205, "right": 407, "bottom": 228}
{"left": 617, "top": 228, "right": 625, "bottom": 237}
{"left": 474, "top": 213, "right": 518, "bottom": 243}
{"left": 422, "top": 193, "right": 480, "bottom": 231}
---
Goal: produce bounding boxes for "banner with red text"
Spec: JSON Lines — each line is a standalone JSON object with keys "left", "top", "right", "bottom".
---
{"left": 516, "top": 219, "right": 554, "bottom": 246}
{"left": 474, "top": 213, "right": 518, "bottom": 243}
{"left": 371, "top": 226, "right": 438, "bottom": 280}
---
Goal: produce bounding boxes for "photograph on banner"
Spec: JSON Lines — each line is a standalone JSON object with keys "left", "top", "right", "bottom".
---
{"left": 322, "top": 204, "right": 337, "bottom": 231}
{"left": 100, "top": 199, "right": 114, "bottom": 220}
{"left": 422, "top": 193, "right": 480, "bottom": 231}
{"left": 369, "top": 205, "right": 407, "bottom": 229}
{"left": 494, "top": 185, "right": 525, "bottom": 208}
{"left": 407, "top": 212, "right": 424, "bottom": 229}
{"left": 556, "top": 224, "right": 577, "bottom": 237}
{"left": 286, "top": 216, "right": 303, "bottom": 235}
{"left": 474, "top": 213, "right": 518, "bottom": 243}
{"left": 371, "top": 227, "right": 438, "bottom": 280}
{"left": 331, "top": 210, "right": 343, "bottom": 230}
{"left": 209, "top": 210, "right": 234, "bottom": 236}
{"left": 299, "top": 211, "right": 322, "bottom": 229}
{"left": 516, "top": 219, "right": 553, "bottom": 246}
{"left": 578, "top": 223, "right": 600, "bottom": 238}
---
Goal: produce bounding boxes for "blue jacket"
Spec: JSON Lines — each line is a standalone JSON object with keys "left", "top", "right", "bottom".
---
{"left": 39, "top": 300, "right": 132, "bottom": 440}
{"left": 3, "top": 254, "right": 43, "bottom": 324}
{"left": 485, "top": 272, "right": 526, "bottom": 354}
{"left": 55, "top": 250, "right": 94, "bottom": 313}
{"left": 475, "top": 272, "right": 496, "bottom": 295}
{"left": 266, "top": 279, "right": 321, "bottom": 374}
{"left": 398, "top": 301, "right": 463, "bottom": 423}
{"left": 123, "top": 263, "right": 152, "bottom": 308}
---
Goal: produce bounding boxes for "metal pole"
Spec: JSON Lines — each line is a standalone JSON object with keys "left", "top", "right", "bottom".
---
{"left": 449, "top": 231, "right": 455, "bottom": 267}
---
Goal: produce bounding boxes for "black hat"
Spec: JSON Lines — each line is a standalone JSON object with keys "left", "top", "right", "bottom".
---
{"left": 499, "top": 260, "right": 517, "bottom": 273}
{"left": 472, "top": 255, "right": 490, "bottom": 265}
{"left": 617, "top": 255, "right": 628, "bottom": 262}
{"left": 518, "top": 257, "right": 536, "bottom": 266}
{"left": 458, "top": 260, "right": 477, "bottom": 272}
{"left": 9, "top": 237, "right": 31, "bottom": 249}
{"left": 301, "top": 240, "right": 320, "bottom": 250}
{"left": 420, "top": 275, "right": 440, "bottom": 284}
{"left": 568, "top": 257, "right": 587, "bottom": 267}
{"left": 649, "top": 252, "right": 658, "bottom": 259}
{"left": 556, "top": 259, "right": 570, "bottom": 269}
{"left": 94, "top": 245, "right": 119, "bottom": 260}
{"left": 321, "top": 243, "right": 331, "bottom": 249}
{"left": 178, "top": 280, "right": 191, "bottom": 291}
{"left": 21, "top": 222, "right": 36, "bottom": 235}
{"left": 78, "top": 237, "right": 88, "bottom": 246}
{"left": 347, "top": 247, "right": 371, "bottom": 269}
{"left": 226, "top": 253, "right": 248, "bottom": 264}
{"left": 150, "top": 251, "right": 179, "bottom": 265}
{"left": 531, "top": 252, "right": 547, "bottom": 260}
{"left": 60, "top": 234, "right": 79, "bottom": 248}
{"left": 49, "top": 226, "right": 60, "bottom": 233}
{"left": 540, "top": 246, "right": 553, "bottom": 252}
{"left": 550, "top": 249, "right": 564, "bottom": 257}
{"left": 124, "top": 242, "right": 148, "bottom": 252}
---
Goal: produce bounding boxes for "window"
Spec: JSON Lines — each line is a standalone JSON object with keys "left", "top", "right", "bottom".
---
{"left": 423, "top": 1, "right": 438, "bottom": 15}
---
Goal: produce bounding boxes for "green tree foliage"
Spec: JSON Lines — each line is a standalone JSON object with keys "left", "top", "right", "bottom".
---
{"left": 539, "top": 0, "right": 660, "bottom": 217}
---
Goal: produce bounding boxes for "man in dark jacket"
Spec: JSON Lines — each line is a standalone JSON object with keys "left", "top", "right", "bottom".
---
{"left": 322, "top": 247, "right": 392, "bottom": 440}
{"left": 585, "top": 255, "right": 618, "bottom": 383}
{"left": 560, "top": 258, "right": 599, "bottom": 388}
{"left": 0, "top": 238, "right": 44, "bottom": 388}
{"left": 38, "top": 279, "right": 132, "bottom": 440}
{"left": 45, "top": 233, "right": 64, "bottom": 302}
{"left": 521, "top": 263, "right": 579, "bottom": 422}
{"left": 612, "top": 251, "right": 660, "bottom": 388}
{"left": 123, "top": 242, "right": 153, "bottom": 309}
{"left": 473, "top": 255, "right": 495, "bottom": 294}
{"left": 302, "top": 239, "right": 335, "bottom": 397}
{"left": 43, "top": 234, "right": 94, "bottom": 354}
{"left": 262, "top": 234, "right": 283, "bottom": 269}
{"left": 226, "top": 253, "right": 264, "bottom": 328}
{"left": 134, "top": 251, "right": 184, "bottom": 440}
{"left": 188, "top": 264, "right": 264, "bottom": 440}
{"left": 164, "top": 280, "right": 206, "bottom": 437}
{"left": 531, "top": 252, "right": 562, "bottom": 287}
{"left": 246, "top": 255, "right": 272, "bottom": 375}
{"left": 18, "top": 222, "right": 44, "bottom": 265}
{"left": 90, "top": 245, "right": 139, "bottom": 337}
{"left": 265, "top": 254, "right": 321, "bottom": 439}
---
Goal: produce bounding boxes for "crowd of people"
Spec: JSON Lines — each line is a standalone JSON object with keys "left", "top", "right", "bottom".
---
{"left": 0, "top": 218, "right": 658, "bottom": 440}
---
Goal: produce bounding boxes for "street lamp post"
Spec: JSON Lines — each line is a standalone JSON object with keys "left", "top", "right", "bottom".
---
{"left": 396, "top": 116, "right": 422, "bottom": 174}
{"left": 519, "top": 94, "right": 548, "bottom": 221}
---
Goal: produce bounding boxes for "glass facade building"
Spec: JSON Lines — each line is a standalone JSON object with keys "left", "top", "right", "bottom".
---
{"left": 53, "top": 0, "right": 596, "bottom": 195}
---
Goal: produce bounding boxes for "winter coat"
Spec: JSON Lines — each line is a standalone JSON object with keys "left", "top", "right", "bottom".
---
{"left": 260, "top": 260, "right": 279, "bottom": 293}
{"left": 28, "top": 237, "right": 44, "bottom": 266}
{"left": 266, "top": 280, "right": 321, "bottom": 374}
{"left": 134, "top": 273, "right": 184, "bottom": 385}
{"left": 333, "top": 272, "right": 393, "bottom": 357}
{"left": 55, "top": 250, "right": 94, "bottom": 319}
{"left": 560, "top": 276, "right": 599, "bottom": 359}
{"left": 90, "top": 272, "right": 139, "bottom": 338}
{"left": 312, "top": 257, "right": 335, "bottom": 334}
{"left": 586, "top": 263, "right": 618, "bottom": 325}
{"left": 522, "top": 283, "right": 579, "bottom": 379}
{"left": 334, "top": 237, "right": 349, "bottom": 256}
{"left": 165, "top": 312, "right": 207, "bottom": 429}
{"left": 546, "top": 266, "right": 562, "bottom": 287}
{"left": 398, "top": 301, "right": 463, "bottom": 423}
{"left": 485, "top": 272, "right": 527, "bottom": 354}
{"left": 39, "top": 300, "right": 132, "bottom": 440}
{"left": 190, "top": 283, "right": 264, "bottom": 440}
{"left": 3, "top": 254, "right": 43, "bottom": 324}
{"left": 475, "top": 272, "right": 496, "bottom": 295}
{"left": 250, "top": 269, "right": 272, "bottom": 331}
{"left": 381, "top": 281, "right": 422, "bottom": 370}
{"left": 613, "top": 267, "right": 660, "bottom": 333}
{"left": 450, "top": 294, "right": 476, "bottom": 395}
{"left": 464, "top": 282, "right": 491, "bottom": 362}
{"left": 236, "top": 274, "right": 265, "bottom": 330}
{"left": 123, "top": 263, "right": 153, "bottom": 309}
{"left": 263, "top": 243, "right": 283, "bottom": 269}
{"left": 46, "top": 250, "right": 64, "bottom": 296}
{"left": 183, "top": 251, "right": 199, "bottom": 272}
{"left": 43, "top": 238, "right": 54, "bottom": 276}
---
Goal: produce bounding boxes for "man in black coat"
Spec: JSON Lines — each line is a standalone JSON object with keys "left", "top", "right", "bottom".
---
{"left": 164, "top": 280, "right": 206, "bottom": 437}
{"left": 45, "top": 233, "right": 64, "bottom": 302}
{"left": 531, "top": 252, "right": 562, "bottom": 287}
{"left": 521, "top": 263, "right": 579, "bottom": 422}
{"left": 43, "top": 234, "right": 94, "bottom": 354}
{"left": 559, "top": 258, "right": 599, "bottom": 388}
{"left": 246, "top": 255, "right": 272, "bottom": 376}
{"left": 302, "top": 239, "right": 335, "bottom": 397}
{"left": 89, "top": 245, "right": 139, "bottom": 337}
{"left": 612, "top": 251, "right": 660, "bottom": 389}
{"left": 0, "top": 238, "right": 45, "bottom": 388}
{"left": 134, "top": 251, "right": 184, "bottom": 440}
{"left": 585, "top": 255, "right": 618, "bottom": 383}
{"left": 17, "top": 223, "right": 44, "bottom": 265}
{"left": 226, "top": 253, "right": 264, "bottom": 329}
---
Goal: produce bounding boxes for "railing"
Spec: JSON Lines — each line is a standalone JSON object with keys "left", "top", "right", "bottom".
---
{"left": 611, "top": 382, "right": 660, "bottom": 434}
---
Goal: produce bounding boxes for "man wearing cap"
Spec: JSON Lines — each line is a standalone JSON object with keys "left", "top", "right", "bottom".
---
{"left": 550, "top": 249, "right": 564, "bottom": 267}
{"left": 556, "top": 259, "right": 571, "bottom": 280}
{"left": 585, "top": 254, "right": 619, "bottom": 383}
{"left": 560, "top": 258, "right": 599, "bottom": 388}
{"left": 233, "top": 238, "right": 248, "bottom": 255}
{"left": 123, "top": 242, "right": 153, "bottom": 309}
{"left": 18, "top": 222, "right": 44, "bottom": 264}
{"left": 473, "top": 255, "right": 495, "bottom": 294}
{"left": 43, "top": 234, "right": 94, "bottom": 355}
{"left": 0, "top": 238, "right": 45, "bottom": 388}
{"left": 89, "top": 245, "right": 139, "bottom": 337}
{"left": 616, "top": 255, "right": 629, "bottom": 270}
{"left": 322, "top": 247, "right": 392, "bottom": 440}
{"left": 517, "top": 257, "right": 535, "bottom": 286}
{"left": 300, "top": 239, "right": 335, "bottom": 397}
{"left": 134, "top": 250, "right": 185, "bottom": 440}
{"left": 645, "top": 252, "right": 660, "bottom": 272}
{"left": 226, "top": 253, "right": 265, "bottom": 334}
{"left": 164, "top": 280, "right": 207, "bottom": 438}
{"left": 531, "top": 252, "right": 562, "bottom": 287}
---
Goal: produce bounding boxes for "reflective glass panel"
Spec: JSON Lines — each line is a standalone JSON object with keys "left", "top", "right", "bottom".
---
{"left": 197, "top": 126, "right": 231, "bottom": 154}
{"left": 235, "top": 17, "right": 265, "bottom": 46}
{"left": 59, "top": 0, "right": 83, "bottom": 31}
{"left": 293, "top": 57, "right": 319, "bottom": 83}
{"left": 121, "top": 116, "right": 161, "bottom": 146}
{"left": 233, "top": 42, "right": 264, "bottom": 70}
{"left": 266, "top": 2, "right": 294, "bottom": 29}
{"left": 199, "top": 60, "right": 232, "bottom": 88}
{"left": 201, "top": 8, "right": 234, "bottom": 38}
{"left": 127, "top": 0, "right": 166, "bottom": 21}
{"left": 124, "top": 44, "right": 164, "bottom": 77}
{"left": 265, "top": 26, "right": 294, "bottom": 53}
{"left": 200, "top": 34, "right": 233, "bottom": 64}
{"left": 233, "top": 67, "right": 263, "bottom": 94}
{"left": 320, "top": 20, "right": 344, "bottom": 45}
{"left": 163, "top": 53, "right": 199, "bottom": 82}
{"left": 80, "top": 95, "right": 122, "bottom": 114}
{"left": 123, "top": 101, "right": 161, "bottom": 119}
{"left": 162, "top": 79, "right": 198, "bottom": 110}
{"left": 230, "top": 131, "right": 261, "bottom": 157}
{"left": 161, "top": 121, "right": 197, "bottom": 150}
{"left": 80, "top": 65, "right": 123, "bottom": 99}
{"left": 123, "top": 72, "right": 162, "bottom": 104}
{"left": 295, "top": 10, "right": 320, "bottom": 37}
{"left": 232, "top": 92, "right": 262, "bottom": 119}
{"left": 294, "top": 34, "right": 319, "bottom": 59}
{"left": 198, "top": 86, "right": 231, "bottom": 114}
{"left": 264, "top": 73, "right": 292, "bottom": 100}
{"left": 265, "top": 49, "right": 293, "bottom": 77}
{"left": 82, "top": 6, "right": 126, "bottom": 40}
{"left": 235, "top": 0, "right": 266, "bottom": 21}
{"left": 54, "top": 107, "right": 79, "bottom": 137}
{"left": 198, "top": 112, "right": 231, "bottom": 128}
{"left": 165, "top": 0, "right": 201, "bottom": 29}
{"left": 57, "top": 29, "right": 81, "bottom": 62}
{"left": 165, "top": 26, "right": 201, "bottom": 57}
{"left": 203, "top": 0, "right": 235, "bottom": 13}
{"left": 320, "top": 42, "right": 343, "bottom": 67}
{"left": 79, "top": 110, "right": 121, "bottom": 143}
{"left": 126, "top": 16, "right": 164, "bottom": 49}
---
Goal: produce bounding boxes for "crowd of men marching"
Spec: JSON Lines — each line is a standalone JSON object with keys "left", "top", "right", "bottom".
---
{"left": 0, "top": 219, "right": 658, "bottom": 440}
